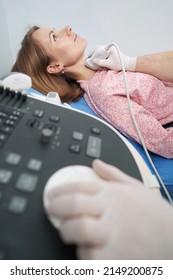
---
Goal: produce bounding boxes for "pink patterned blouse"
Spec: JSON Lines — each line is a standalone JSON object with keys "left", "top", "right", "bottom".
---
{"left": 78, "top": 70, "right": 173, "bottom": 158}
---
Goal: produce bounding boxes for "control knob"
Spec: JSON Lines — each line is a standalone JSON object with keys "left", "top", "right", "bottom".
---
{"left": 40, "top": 127, "right": 53, "bottom": 143}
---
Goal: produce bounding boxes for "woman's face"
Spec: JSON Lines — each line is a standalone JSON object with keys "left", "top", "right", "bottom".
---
{"left": 32, "top": 25, "right": 87, "bottom": 72}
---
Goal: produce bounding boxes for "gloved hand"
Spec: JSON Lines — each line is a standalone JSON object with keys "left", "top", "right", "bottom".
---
{"left": 93, "top": 44, "right": 137, "bottom": 71}
{"left": 43, "top": 159, "right": 173, "bottom": 260}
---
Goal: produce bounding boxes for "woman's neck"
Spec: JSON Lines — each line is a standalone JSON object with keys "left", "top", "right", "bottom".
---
{"left": 65, "top": 58, "right": 96, "bottom": 81}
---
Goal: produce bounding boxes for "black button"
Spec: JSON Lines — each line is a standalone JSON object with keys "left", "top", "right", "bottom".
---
{"left": 33, "top": 109, "right": 44, "bottom": 118}
{"left": 7, "top": 196, "right": 28, "bottom": 214}
{"left": 86, "top": 136, "right": 102, "bottom": 158}
{"left": 49, "top": 115, "right": 60, "bottom": 122}
{"left": 69, "top": 144, "right": 81, "bottom": 154}
{"left": 72, "top": 131, "right": 84, "bottom": 141}
{"left": 91, "top": 127, "right": 101, "bottom": 135}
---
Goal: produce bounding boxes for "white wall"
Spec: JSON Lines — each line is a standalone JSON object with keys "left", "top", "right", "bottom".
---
{"left": 0, "top": 0, "right": 13, "bottom": 76}
{"left": 1, "top": 0, "right": 173, "bottom": 76}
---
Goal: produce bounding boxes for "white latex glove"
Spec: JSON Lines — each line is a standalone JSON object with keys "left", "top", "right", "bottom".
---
{"left": 44, "top": 160, "right": 173, "bottom": 260}
{"left": 43, "top": 165, "right": 102, "bottom": 229}
{"left": 93, "top": 44, "right": 137, "bottom": 71}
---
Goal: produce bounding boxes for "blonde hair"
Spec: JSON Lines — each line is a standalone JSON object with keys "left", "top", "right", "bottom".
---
{"left": 11, "top": 26, "right": 84, "bottom": 102}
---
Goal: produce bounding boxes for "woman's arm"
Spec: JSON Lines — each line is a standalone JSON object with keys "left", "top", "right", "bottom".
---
{"left": 136, "top": 51, "right": 173, "bottom": 82}
{"left": 92, "top": 45, "right": 173, "bottom": 82}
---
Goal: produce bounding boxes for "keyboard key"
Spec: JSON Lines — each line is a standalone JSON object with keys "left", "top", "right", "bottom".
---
{"left": 90, "top": 127, "right": 101, "bottom": 135}
{"left": 0, "top": 169, "right": 12, "bottom": 184}
{"left": 72, "top": 131, "right": 84, "bottom": 141}
{"left": 5, "top": 152, "right": 22, "bottom": 166}
{"left": 86, "top": 136, "right": 102, "bottom": 158}
{"left": 16, "top": 173, "right": 38, "bottom": 193}
{"left": 69, "top": 144, "right": 81, "bottom": 154}
{"left": 7, "top": 196, "right": 27, "bottom": 214}
{"left": 27, "top": 159, "right": 42, "bottom": 171}
{"left": 49, "top": 115, "right": 60, "bottom": 122}
{"left": 33, "top": 109, "right": 44, "bottom": 118}
{"left": 0, "top": 134, "right": 6, "bottom": 141}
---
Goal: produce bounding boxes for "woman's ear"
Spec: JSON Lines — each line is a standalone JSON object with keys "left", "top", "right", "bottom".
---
{"left": 47, "top": 63, "right": 64, "bottom": 74}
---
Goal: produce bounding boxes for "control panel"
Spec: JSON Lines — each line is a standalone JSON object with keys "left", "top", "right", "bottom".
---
{"left": 0, "top": 86, "right": 142, "bottom": 259}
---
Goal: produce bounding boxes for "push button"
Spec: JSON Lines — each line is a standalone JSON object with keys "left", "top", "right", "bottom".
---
{"left": 16, "top": 173, "right": 38, "bottom": 193}
{"left": 49, "top": 115, "right": 60, "bottom": 122}
{"left": 0, "top": 169, "right": 12, "bottom": 184}
{"left": 90, "top": 127, "right": 101, "bottom": 135}
{"left": 86, "top": 136, "right": 102, "bottom": 158}
{"left": 33, "top": 109, "right": 44, "bottom": 118}
{"left": 5, "top": 152, "right": 22, "bottom": 166}
{"left": 26, "top": 118, "right": 40, "bottom": 128}
{"left": 7, "top": 195, "right": 28, "bottom": 214}
{"left": 27, "top": 159, "right": 42, "bottom": 172}
{"left": 69, "top": 144, "right": 81, "bottom": 154}
{"left": 72, "top": 131, "right": 84, "bottom": 141}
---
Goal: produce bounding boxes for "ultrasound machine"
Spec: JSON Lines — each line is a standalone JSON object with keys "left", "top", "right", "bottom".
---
{"left": 0, "top": 74, "right": 153, "bottom": 260}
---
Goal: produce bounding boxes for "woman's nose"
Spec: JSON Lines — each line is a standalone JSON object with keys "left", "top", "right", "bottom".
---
{"left": 65, "top": 25, "right": 72, "bottom": 36}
